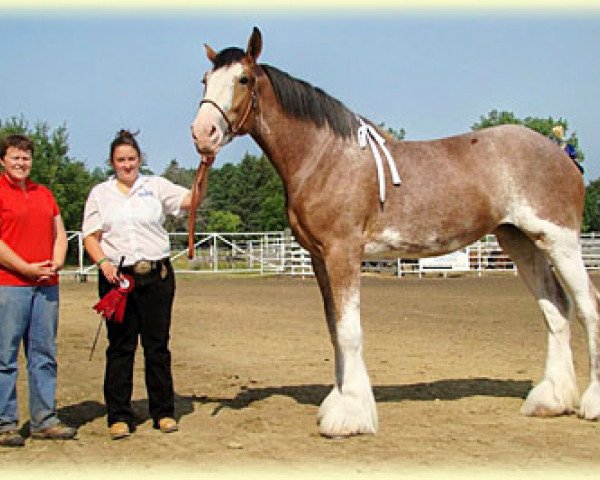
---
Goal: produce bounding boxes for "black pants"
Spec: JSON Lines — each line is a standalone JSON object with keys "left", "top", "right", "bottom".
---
{"left": 98, "top": 260, "right": 175, "bottom": 428}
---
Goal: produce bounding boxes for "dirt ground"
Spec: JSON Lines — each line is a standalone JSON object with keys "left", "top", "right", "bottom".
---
{"left": 2, "top": 273, "right": 600, "bottom": 477}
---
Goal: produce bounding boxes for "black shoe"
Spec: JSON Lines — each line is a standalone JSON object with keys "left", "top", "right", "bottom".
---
{"left": 0, "top": 430, "right": 25, "bottom": 447}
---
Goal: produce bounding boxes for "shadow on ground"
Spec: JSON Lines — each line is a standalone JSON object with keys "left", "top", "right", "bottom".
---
{"left": 43, "top": 377, "right": 531, "bottom": 434}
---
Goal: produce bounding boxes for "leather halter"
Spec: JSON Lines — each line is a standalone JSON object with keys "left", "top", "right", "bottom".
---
{"left": 198, "top": 88, "right": 257, "bottom": 137}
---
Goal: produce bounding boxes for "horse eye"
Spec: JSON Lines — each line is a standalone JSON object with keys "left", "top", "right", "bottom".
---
{"left": 239, "top": 76, "right": 249, "bottom": 85}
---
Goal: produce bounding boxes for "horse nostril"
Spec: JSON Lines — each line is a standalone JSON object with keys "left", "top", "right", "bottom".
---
{"left": 209, "top": 125, "right": 217, "bottom": 138}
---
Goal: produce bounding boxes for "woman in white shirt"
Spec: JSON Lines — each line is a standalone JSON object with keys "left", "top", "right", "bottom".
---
{"left": 82, "top": 130, "right": 192, "bottom": 440}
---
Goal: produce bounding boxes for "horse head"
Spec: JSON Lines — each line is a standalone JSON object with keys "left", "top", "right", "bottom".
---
{"left": 191, "top": 27, "right": 262, "bottom": 156}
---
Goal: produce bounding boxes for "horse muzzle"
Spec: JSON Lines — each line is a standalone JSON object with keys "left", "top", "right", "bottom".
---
{"left": 191, "top": 123, "right": 224, "bottom": 157}
{"left": 193, "top": 141, "right": 221, "bottom": 157}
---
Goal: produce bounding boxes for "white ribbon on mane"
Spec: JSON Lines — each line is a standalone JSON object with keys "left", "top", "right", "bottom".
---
{"left": 357, "top": 119, "right": 401, "bottom": 203}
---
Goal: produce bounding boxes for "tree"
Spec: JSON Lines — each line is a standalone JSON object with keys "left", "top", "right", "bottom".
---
{"left": 162, "top": 158, "right": 194, "bottom": 188}
{"left": 204, "top": 153, "right": 288, "bottom": 231}
{"left": 0, "top": 116, "right": 105, "bottom": 231}
{"left": 159, "top": 154, "right": 288, "bottom": 233}
{"left": 206, "top": 210, "right": 242, "bottom": 232}
{"left": 584, "top": 180, "right": 600, "bottom": 233}
{"left": 161, "top": 159, "right": 196, "bottom": 232}
{"left": 379, "top": 123, "right": 406, "bottom": 141}
{"left": 471, "top": 109, "right": 521, "bottom": 130}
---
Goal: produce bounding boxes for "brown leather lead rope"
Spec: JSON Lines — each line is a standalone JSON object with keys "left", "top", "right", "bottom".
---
{"left": 188, "top": 155, "right": 215, "bottom": 259}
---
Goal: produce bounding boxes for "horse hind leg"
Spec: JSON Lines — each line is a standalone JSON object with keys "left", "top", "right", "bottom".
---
{"left": 311, "top": 251, "right": 377, "bottom": 437}
{"left": 538, "top": 227, "right": 600, "bottom": 420}
{"left": 579, "top": 281, "right": 600, "bottom": 420}
{"left": 495, "top": 225, "right": 579, "bottom": 417}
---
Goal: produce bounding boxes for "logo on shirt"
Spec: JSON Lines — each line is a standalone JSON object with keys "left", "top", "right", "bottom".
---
{"left": 137, "top": 190, "right": 154, "bottom": 198}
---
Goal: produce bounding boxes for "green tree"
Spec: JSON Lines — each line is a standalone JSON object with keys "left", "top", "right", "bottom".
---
{"left": 159, "top": 154, "right": 289, "bottom": 233}
{"left": 206, "top": 210, "right": 242, "bottom": 232}
{"left": 584, "top": 180, "right": 600, "bottom": 233}
{"left": 161, "top": 159, "right": 196, "bottom": 232}
{"left": 379, "top": 122, "right": 406, "bottom": 141}
{"left": 471, "top": 109, "right": 521, "bottom": 130}
{"left": 259, "top": 194, "right": 286, "bottom": 231}
{"left": 162, "top": 158, "right": 194, "bottom": 188}
{"left": 205, "top": 153, "right": 287, "bottom": 231}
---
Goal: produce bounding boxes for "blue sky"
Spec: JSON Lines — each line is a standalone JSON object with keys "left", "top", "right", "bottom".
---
{"left": 1, "top": 9, "right": 600, "bottom": 183}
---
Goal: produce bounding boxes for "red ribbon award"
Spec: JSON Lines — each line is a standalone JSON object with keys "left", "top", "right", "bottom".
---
{"left": 93, "top": 274, "right": 135, "bottom": 323}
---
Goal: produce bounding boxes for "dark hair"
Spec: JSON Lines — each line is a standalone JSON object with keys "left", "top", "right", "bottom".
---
{"left": 109, "top": 129, "right": 141, "bottom": 163}
{"left": 212, "top": 47, "right": 245, "bottom": 69}
{"left": 261, "top": 65, "right": 358, "bottom": 139}
{"left": 0, "top": 133, "right": 34, "bottom": 158}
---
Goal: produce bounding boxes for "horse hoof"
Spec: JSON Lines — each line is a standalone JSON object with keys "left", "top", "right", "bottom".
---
{"left": 520, "top": 379, "right": 577, "bottom": 418}
{"left": 319, "top": 430, "right": 355, "bottom": 440}
{"left": 579, "top": 382, "right": 600, "bottom": 420}
{"left": 521, "top": 405, "right": 573, "bottom": 417}
{"left": 317, "top": 387, "right": 377, "bottom": 437}
{"left": 318, "top": 420, "right": 375, "bottom": 438}
{"left": 577, "top": 410, "right": 600, "bottom": 421}
{"left": 317, "top": 402, "right": 377, "bottom": 437}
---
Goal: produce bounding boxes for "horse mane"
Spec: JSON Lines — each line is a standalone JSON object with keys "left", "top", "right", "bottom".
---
{"left": 211, "top": 47, "right": 358, "bottom": 139}
{"left": 260, "top": 64, "right": 358, "bottom": 139}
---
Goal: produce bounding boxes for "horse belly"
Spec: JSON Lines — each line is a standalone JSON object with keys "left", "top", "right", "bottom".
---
{"left": 363, "top": 200, "right": 499, "bottom": 260}
{"left": 363, "top": 227, "right": 479, "bottom": 259}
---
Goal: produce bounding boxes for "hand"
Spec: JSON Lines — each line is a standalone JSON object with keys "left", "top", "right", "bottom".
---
{"left": 23, "top": 260, "right": 56, "bottom": 282}
{"left": 99, "top": 259, "right": 121, "bottom": 284}
{"left": 48, "top": 260, "right": 64, "bottom": 274}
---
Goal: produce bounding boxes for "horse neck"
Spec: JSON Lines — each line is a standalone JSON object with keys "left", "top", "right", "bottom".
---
{"left": 250, "top": 80, "right": 341, "bottom": 189}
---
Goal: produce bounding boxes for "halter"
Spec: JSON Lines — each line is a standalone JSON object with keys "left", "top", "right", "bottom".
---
{"left": 198, "top": 88, "right": 257, "bottom": 137}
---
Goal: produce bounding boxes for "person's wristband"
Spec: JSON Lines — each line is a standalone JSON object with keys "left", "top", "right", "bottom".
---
{"left": 96, "top": 257, "right": 108, "bottom": 267}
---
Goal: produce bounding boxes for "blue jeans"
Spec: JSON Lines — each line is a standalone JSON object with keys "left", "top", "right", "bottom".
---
{"left": 0, "top": 285, "right": 61, "bottom": 433}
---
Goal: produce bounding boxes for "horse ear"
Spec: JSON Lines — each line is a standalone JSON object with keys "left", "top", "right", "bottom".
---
{"left": 246, "top": 27, "right": 262, "bottom": 62}
{"left": 204, "top": 43, "right": 217, "bottom": 64}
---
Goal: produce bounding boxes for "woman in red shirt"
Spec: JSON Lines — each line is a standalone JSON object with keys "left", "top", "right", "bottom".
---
{"left": 0, "top": 134, "right": 76, "bottom": 447}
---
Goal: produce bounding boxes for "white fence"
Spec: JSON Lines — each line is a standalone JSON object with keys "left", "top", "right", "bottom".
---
{"left": 63, "top": 231, "right": 600, "bottom": 279}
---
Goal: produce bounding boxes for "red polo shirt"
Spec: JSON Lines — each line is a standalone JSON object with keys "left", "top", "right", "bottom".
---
{"left": 0, "top": 173, "right": 60, "bottom": 286}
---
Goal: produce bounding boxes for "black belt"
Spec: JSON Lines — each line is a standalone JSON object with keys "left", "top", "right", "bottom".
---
{"left": 121, "top": 258, "right": 169, "bottom": 276}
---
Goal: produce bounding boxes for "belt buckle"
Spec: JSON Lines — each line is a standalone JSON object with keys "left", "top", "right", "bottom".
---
{"left": 133, "top": 260, "right": 152, "bottom": 275}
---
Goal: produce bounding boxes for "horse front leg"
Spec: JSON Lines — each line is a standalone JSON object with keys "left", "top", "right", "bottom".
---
{"left": 312, "top": 249, "right": 377, "bottom": 437}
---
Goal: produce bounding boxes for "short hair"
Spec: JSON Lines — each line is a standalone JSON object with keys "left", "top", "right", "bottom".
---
{"left": 0, "top": 133, "right": 34, "bottom": 159}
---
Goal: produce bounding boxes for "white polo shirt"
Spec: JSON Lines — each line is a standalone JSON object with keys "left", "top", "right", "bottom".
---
{"left": 82, "top": 175, "right": 189, "bottom": 267}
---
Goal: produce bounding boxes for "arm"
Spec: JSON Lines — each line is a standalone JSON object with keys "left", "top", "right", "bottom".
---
{"left": 179, "top": 191, "right": 193, "bottom": 210}
{"left": 155, "top": 176, "right": 191, "bottom": 213}
{"left": 82, "top": 186, "right": 119, "bottom": 284}
{"left": 51, "top": 214, "right": 68, "bottom": 272}
{"left": 83, "top": 231, "right": 120, "bottom": 284}
{"left": 0, "top": 239, "right": 54, "bottom": 280}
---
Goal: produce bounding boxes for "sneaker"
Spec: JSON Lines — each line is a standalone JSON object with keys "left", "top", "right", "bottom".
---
{"left": 31, "top": 422, "right": 77, "bottom": 440}
{"left": 0, "top": 430, "right": 25, "bottom": 447}
{"left": 157, "top": 417, "right": 178, "bottom": 433}
{"left": 109, "top": 422, "right": 130, "bottom": 440}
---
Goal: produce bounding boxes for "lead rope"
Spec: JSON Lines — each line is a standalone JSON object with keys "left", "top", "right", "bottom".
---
{"left": 188, "top": 155, "right": 215, "bottom": 259}
{"left": 357, "top": 118, "right": 401, "bottom": 203}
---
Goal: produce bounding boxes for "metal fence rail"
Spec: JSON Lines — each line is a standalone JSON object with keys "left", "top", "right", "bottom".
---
{"left": 63, "top": 231, "right": 600, "bottom": 279}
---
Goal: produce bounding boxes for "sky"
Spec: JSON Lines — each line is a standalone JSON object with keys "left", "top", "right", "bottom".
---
{"left": 1, "top": 4, "right": 600, "bottom": 184}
